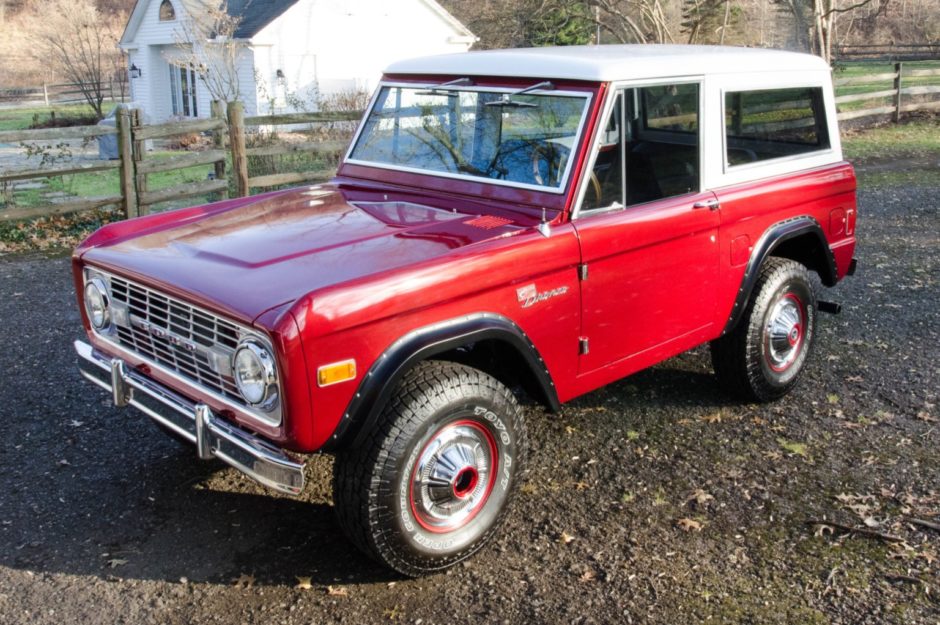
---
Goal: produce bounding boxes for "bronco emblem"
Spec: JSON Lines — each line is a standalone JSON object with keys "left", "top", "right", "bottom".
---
{"left": 130, "top": 318, "right": 198, "bottom": 352}
{"left": 516, "top": 283, "right": 570, "bottom": 308}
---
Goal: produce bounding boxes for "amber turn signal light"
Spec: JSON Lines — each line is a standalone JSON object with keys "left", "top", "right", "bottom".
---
{"left": 317, "top": 359, "right": 357, "bottom": 387}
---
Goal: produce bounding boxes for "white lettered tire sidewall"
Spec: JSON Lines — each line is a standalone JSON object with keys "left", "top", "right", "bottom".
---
{"left": 391, "top": 401, "right": 518, "bottom": 557}
{"left": 756, "top": 277, "right": 816, "bottom": 389}
{"left": 333, "top": 361, "right": 527, "bottom": 576}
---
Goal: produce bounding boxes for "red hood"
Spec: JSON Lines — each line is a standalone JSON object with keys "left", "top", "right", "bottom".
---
{"left": 79, "top": 184, "right": 529, "bottom": 323}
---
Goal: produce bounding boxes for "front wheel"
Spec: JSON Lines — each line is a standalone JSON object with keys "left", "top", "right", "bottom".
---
{"left": 333, "top": 361, "right": 527, "bottom": 576}
{"left": 711, "top": 257, "right": 818, "bottom": 401}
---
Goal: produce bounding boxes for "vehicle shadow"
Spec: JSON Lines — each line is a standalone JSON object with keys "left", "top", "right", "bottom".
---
{"left": 3, "top": 422, "right": 396, "bottom": 587}
{"left": 2, "top": 350, "right": 735, "bottom": 589}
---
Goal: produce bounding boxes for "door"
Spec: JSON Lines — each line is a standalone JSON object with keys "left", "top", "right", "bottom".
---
{"left": 574, "top": 81, "right": 720, "bottom": 375}
{"left": 170, "top": 64, "right": 199, "bottom": 118}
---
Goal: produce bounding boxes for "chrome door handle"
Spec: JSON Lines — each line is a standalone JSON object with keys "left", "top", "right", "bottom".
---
{"left": 693, "top": 199, "right": 720, "bottom": 211}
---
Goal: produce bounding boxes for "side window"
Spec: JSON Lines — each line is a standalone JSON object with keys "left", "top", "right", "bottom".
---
{"left": 625, "top": 83, "right": 700, "bottom": 205}
{"left": 724, "top": 87, "right": 830, "bottom": 166}
{"left": 580, "top": 82, "right": 701, "bottom": 213}
{"left": 581, "top": 93, "right": 624, "bottom": 211}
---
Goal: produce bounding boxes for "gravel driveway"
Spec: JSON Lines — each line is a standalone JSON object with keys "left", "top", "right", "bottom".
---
{"left": 1, "top": 183, "right": 938, "bottom": 624}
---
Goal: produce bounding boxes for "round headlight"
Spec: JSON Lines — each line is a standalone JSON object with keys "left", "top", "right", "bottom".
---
{"left": 233, "top": 340, "right": 278, "bottom": 408}
{"left": 83, "top": 278, "right": 110, "bottom": 330}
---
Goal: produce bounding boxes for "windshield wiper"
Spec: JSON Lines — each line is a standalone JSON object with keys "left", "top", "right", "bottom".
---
{"left": 484, "top": 81, "right": 554, "bottom": 108}
{"left": 415, "top": 77, "right": 473, "bottom": 96}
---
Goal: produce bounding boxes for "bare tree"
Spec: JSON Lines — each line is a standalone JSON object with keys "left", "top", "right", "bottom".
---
{"left": 588, "top": 0, "right": 676, "bottom": 43}
{"left": 682, "top": 0, "right": 734, "bottom": 43}
{"left": 775, "top": 0, "right": 885, "bottom": 62}
{"left": 24, "top": 0, "right": 122, "bottom": 119}
{"left": 172, "top": 1, "right": 246, "bottom": 104}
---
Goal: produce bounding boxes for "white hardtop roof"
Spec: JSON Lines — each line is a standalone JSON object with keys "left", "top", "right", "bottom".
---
{"left": 386, "top": 44, "right": 831, "bottom": 82}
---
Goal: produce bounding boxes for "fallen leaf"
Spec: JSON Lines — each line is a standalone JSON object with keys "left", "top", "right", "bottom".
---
{"left": 233, "top": 573, "right": 255, "bottom": 588}
{"left": 777, "top": 439, "right": 808, "bottom": 457}
{"left": 579, "top": 569, "right": 596, "bottom": 582}
{"left": 327, "top": 585, "right": 348, "bottom": 597}
{"left": 827, "top": 394, "right": 840, "bottom": 404}
{"left": 560, "top": 531, "right": 576, "bottom": 544}
{"left": 700, "top": 412, "right": 722, "bottom": 424}
{"left": 295, "top": 576, "right": 312, "bottom": 590}
{"left": 687, "top": 489, "right": 714, "bottom": 507}
{"left": 676, "top": 518, "right": 703, "bottom": 532}
{"left": 813, "top": 523, "right": 834, "bottom": 538}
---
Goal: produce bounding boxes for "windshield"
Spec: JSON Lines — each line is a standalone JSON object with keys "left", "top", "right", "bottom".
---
{"left": 347, "top": 84, "right": 591, "bottom": 191}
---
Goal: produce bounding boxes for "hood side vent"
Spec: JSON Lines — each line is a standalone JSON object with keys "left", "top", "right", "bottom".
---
{"left": 465, "top": 215, "right": 514, "bottom": 230}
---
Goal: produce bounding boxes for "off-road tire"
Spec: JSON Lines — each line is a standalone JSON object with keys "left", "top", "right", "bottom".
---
{"left": 333, "top": 361, "right": 527, "bottom": 576}
{"left": 711, "top": 257, "right": 817, "bottom": 402}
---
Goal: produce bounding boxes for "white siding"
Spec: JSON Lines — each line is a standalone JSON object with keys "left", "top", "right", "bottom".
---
{"left": 252, "top": 0, "right": 473, "bottom": 112}
{"left": 123, "top": 0, "right": 470, "bottom": 119}
{"left": 123, "top": 0, "right": 258, "bottom": 121}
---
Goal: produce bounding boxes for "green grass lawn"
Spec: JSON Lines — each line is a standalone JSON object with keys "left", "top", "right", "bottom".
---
{"left": 842, "top": 118, "right": 940, "bottom": 187}
{"left": 0, "top": 102, "right": 117, "bottom": 132}
{"left": 842, "top": 119, "right": 940, "bottom": 161}
{"left": 0, "top": 151, "right": 219, "bottom": 211}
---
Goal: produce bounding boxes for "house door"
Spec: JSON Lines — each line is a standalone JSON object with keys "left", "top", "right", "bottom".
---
{"left": 573, "top": 81, "right": 720, "bottom": 375}
{"left": 170, "top": 65, "right": 199, "bottom": 117}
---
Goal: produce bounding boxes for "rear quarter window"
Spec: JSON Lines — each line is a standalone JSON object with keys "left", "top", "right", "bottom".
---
{"left": 724, "top": 87, "right": 830, "bottom": 167}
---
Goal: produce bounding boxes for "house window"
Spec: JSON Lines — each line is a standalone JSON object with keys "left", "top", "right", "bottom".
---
{"left": 724, "top": 87, "right": 830, "bottom": 166}
{"left": 159, "top": 0, "right": 176, "bottom": 21}
{"left": 170, "top": 65, "right": 198, "bottom": 117}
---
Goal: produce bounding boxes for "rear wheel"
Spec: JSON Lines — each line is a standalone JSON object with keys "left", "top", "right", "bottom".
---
{"left": 333, "top": 361, "right": 527, "bottom": 576}
{"left": 711, "top": 257, "right": 817, "bottom": 401}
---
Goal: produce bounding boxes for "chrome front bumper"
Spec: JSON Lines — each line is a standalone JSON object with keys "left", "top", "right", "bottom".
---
{"left": 74, "top": 340, "right": 305, "bottom": 495}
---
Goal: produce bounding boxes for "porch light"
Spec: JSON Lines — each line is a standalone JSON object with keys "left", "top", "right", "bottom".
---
{"left": 129, "top": 64, "right": 142, "bottom": 79}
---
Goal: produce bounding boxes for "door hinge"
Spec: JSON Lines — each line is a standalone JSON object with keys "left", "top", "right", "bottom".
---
{"left": 578, "top": 263, "right": 589, "bottom": 281}
{"left": 579, "top": 337, "right": 590, "bottom": 355}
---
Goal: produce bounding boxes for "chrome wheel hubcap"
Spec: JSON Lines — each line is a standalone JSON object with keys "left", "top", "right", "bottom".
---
{"left": 410, "top": 421, "right": 496, "bottom": 532}
{"left": 765, "top": 294, "right": 804, "bottom": 371}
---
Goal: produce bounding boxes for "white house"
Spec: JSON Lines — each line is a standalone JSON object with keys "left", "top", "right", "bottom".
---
{"left": 119, "top": 0, "right": 476, "bottom": 121}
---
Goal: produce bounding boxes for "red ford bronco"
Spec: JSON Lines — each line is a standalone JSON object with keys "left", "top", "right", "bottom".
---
{"left": 74, "top": 45, "right": 857, "bottom": 575}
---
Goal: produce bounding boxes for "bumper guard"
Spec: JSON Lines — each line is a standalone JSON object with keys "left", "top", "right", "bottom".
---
{"left": 75, "top": 340, "right": 305, "bottom": 495}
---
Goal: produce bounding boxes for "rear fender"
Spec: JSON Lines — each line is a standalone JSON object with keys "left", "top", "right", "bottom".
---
{"left": 722, "top": 216, "right": 836, "bottom": 335}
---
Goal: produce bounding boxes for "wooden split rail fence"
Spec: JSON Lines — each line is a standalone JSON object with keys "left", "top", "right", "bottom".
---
{"left": 1, "top": 61, "right": 938, "bottom": 224}
{"left": 835, "top": 62, "right": 940, "bottom": 122}
{"left": 0, "top": 102, "right": 362, "bottom": 222}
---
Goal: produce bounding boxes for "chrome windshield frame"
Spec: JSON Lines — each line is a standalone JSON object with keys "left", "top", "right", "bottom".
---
{"left": 343, "top": 81, "right": 594, "bottom": 195}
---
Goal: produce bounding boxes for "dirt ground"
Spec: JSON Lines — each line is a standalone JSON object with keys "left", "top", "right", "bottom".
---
{"left": 0, "top": 173, "right": 938, "bottom": 624}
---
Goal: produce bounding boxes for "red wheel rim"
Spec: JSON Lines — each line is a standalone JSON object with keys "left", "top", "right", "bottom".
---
{"left": 408, "top": 419, "right": 498, "bottom": 534}
{"left": 764, "top": 292, "right": 805, "bottom": 373}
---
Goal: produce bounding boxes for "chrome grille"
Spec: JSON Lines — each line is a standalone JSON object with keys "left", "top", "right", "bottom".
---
{"left": 109, "top": 276, "right": 243, "bottom": 403}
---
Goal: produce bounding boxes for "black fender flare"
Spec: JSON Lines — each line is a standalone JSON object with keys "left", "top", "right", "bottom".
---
{"left": 722, "top": 216, "right": 836, "bottom": 335}
{"left": 326, "top": 312, "right": 561, "bottom": 450}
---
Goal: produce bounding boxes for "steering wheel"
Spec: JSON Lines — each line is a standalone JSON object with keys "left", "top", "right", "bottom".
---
{"left": 530, "top": 142, "right": 570, "bottom": 187}
{"left": 588, "top": 172, "right": 602, "bottom": 206}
